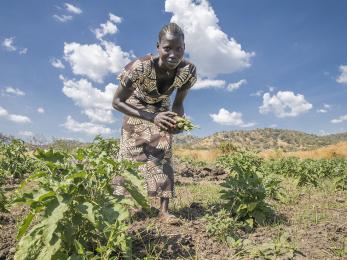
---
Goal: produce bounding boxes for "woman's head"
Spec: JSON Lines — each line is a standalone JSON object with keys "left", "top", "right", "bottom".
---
{"left": 157, "top": 23, "right": 185, "bottom": 70}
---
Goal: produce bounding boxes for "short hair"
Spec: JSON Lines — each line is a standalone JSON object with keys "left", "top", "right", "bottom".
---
{"left": 158, "top": 23, "right": 184, "bottom": 42}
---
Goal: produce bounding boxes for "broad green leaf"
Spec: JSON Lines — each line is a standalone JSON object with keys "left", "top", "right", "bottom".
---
{"left": 35, "top": 148, "right": 66, "bottom": 163}
{"left": 123, "top": 179, "right": 149, "bottom": 209}
{"left": 16, "top": 212, "right": 34, "bottom": 240}
{"left": 77, "top": 202, "right": 96, "bottom": 226}
{"left": 66, "top": 171, "right": 87, "bottom": 180}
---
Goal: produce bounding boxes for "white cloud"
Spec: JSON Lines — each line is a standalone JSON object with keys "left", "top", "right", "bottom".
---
{"left": 2, "top": 37, "right": 27, "bottom": 54}
{"left": 336, "top": 65, "right": 347, "bottom": 84}
{"left": 64, "top": 3, "right": 82, "bottom": 14}
{"left": 51, "top": 58, "right": 65, "bottom": 69}
{"left": 0, "top": 106, "right": 8, "bottom": 117}
{"left": 93, "top": 13, "right": 122, "bottom": 40}
{"left": 0, "top": 106, "right": 31, "bottom": 123}
{"left": 210, "top": 108, "right": 255, "bottom": 127}
{"left": 323, "top": 104, "right": 331, "bottom": 109}
{"left": 61, "top": 76, "right": 117, "bottom": 123}
{"left": 259, "top": 91, "right": 312, "bottom": 118}
{"left": 2, "top": 37, "right": 16, "bottom": 51}
{"left": 193, "top": 78, "right": 226, "bottom": 89}
{"left": 227, "top": 79, "right": 247, "bottom": 92}
{"left": 193, "top": 78, "right": 246, "bottom": 91}
{"left": 331, "top": 115, "right": 347, "bottom": 124}
{"left": 63, "top": 115, "right": 111, "bottom": 135}
{"left": 53, "top": 14, "right": 73, "bottom": 23}
{"left": 18, "top": 131, "right": 34, "bottom": 137}
{"left": 64, "top": 41, "right": 131, "bottom": 83}
{"left": 165, "top": 0, "right": 254, "bottom": 78}
{"left": 8, "top": 114, "right": 31, "bottom": 123}
{"left": 37, "top": 107, "right": 45, "bottom": 114}
{"left": 3, "top": 86, "right": 25, "bottom": 96}
{"left": 19, "top": 48, "right": 28, "bottom": 55}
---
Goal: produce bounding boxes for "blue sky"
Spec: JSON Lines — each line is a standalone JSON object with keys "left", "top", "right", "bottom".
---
{"left": 1, "top": 0, "right": 347, "bottom": 142}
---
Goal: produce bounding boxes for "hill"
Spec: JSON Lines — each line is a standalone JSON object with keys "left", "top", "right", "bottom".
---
{"left": 174, "top": 128, "right": 347, "bottom": 152}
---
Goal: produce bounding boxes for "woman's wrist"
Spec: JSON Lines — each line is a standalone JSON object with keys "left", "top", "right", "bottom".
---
{"left": 143, "top": 112, "right": 156, "bottom": 122}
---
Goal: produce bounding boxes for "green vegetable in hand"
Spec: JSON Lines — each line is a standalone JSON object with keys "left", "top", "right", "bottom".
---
{"left": 175, "top": 116, "right": 198, "bottom": 131}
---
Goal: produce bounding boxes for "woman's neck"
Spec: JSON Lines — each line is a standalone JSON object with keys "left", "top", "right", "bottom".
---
{"left": 154, "top": 57, "right": 175, "bottom": 78}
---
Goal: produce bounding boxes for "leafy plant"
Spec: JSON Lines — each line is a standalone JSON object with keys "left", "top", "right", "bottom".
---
{"left": 0, "top": 139, "right": 35, "bottom": 179}
{"left": 14, "top": 137, "right": 148, "bottom": 259}
{"left": 250, "top": 233, "right": 298, "bottom": 259}
{"left": 218, "top": 141, "right": 239, "bottom": 155}
{"left": 217, "top": 151, "right": 272, "bottom": 227}
{"left": 204, "top": 209, "right": 243, "bottom": 243}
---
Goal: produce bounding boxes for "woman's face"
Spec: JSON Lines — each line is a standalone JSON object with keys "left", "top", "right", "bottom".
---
{"left": 157, "top": 32, "right": 185, "bottom": 70}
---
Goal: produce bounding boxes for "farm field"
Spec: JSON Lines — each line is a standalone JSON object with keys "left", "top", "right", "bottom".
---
{"left": 1, "top": 137, "right": 346, "bottom": 259}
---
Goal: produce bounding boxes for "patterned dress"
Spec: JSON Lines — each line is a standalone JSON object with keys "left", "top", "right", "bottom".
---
{"left": 115, "top": 54, "right": 197, "bottom": 198}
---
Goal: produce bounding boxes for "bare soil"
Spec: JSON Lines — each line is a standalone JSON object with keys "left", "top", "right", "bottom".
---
{"left": 1, "top": 165, "right": 346, "bottom": 260}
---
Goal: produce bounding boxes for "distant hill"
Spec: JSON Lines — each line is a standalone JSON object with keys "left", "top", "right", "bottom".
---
{"left": 173, "top": 128, "right": 347, "bottom": 152}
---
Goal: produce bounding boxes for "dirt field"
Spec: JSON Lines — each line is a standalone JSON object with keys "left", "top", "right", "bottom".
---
{"left": 1, "top": 161, "right": 346, "bottom": 259}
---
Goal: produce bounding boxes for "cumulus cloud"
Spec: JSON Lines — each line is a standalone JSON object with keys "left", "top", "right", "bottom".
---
{"left": 64, "top": 41, "right": 131, "bottom": 83}
{"left": 0, "top": 106, "right": 31, "bottom": 123}
{"left": 2, "top": 86, "right": 25, "bottom": 96}
{"left": 8, "top": 115, "right": 31, "bottom": 123}
{"left": 227, "top": 79, "right": 247, "bottom": 92}
{"left": 336, "top": 65, "right": 347, "bottom": 84}
{"left": 259, "top": 91, "right": 312, "bottom": 118}
{"left": 193, "top": 78, "right": 246, "bottom": 91}
{"left": 2, "top": 37, "right": 16, "bottom": 51}
{"left": 93, "top": 13, "right": 122, "bottom": 40}
{"left": 53, "top": 14, "right": 73, "bottom": 23}
{"left": 61, "top": 76, "right": 117, "bottom": 123}
{"left": 51, "top": 58, "right": 65, "bottom": 69}
{"left": 37, "top": 107, "right": 45, "bottom": 114}
{"left": 2, "top": 37, "right": 27, "bottom": 54}
{"left": 0, "top": 106, "right": 7, "bottom": 117}
{"left": 193, "top": 78, "right": 226, "bottom": 90}
{"left": 331, "top": 115, "right": 347, "bottom": 124}
{"left": 63, "top": 115, "right": 111, "bottom": 135}
{"left": 165, "top": 0, "right": 254, "bottom": 78}
{"left": 64, "top": 3, "right": 82, "bottom": 14}
{"left": 210, "top": 108, "right": 255, "bottom": 127}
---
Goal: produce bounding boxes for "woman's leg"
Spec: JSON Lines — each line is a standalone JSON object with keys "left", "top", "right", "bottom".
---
{"left": 159, "top": 197, "right": 169, "bottom": 215}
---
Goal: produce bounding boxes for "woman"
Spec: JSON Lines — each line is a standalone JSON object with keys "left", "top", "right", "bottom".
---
{"left": 112, "top": 23, "right": 197, "bottom": 222}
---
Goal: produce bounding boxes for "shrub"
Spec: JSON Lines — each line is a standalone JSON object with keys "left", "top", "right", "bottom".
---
{"left": 13, "top": 137, "right": 148, "bottom": 259}
{"left": 0, "top": 139, "right": 35, "bottom": 179}
{"left": 217, "top": 151, "right": 272, "bottom": 227}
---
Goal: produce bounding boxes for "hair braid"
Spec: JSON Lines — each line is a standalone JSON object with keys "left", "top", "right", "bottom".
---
{"left": 158, "top": 22, "right": 184, "bottom": 42}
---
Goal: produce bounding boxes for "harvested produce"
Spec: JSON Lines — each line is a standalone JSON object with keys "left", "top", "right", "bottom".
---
{"left": 175, "top": 116, "right": 198, "bottom": 131}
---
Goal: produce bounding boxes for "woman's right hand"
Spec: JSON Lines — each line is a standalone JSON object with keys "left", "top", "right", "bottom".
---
{"left": 153, "top": 111, "right": 177, "bottom": 131}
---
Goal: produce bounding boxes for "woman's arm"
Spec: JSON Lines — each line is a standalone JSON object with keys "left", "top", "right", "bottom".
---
{"left": 172, "top": 87, "right": 190, "bottom": 116}
{"left": 112, "top": 84, "right": 177, "bottom": 130}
